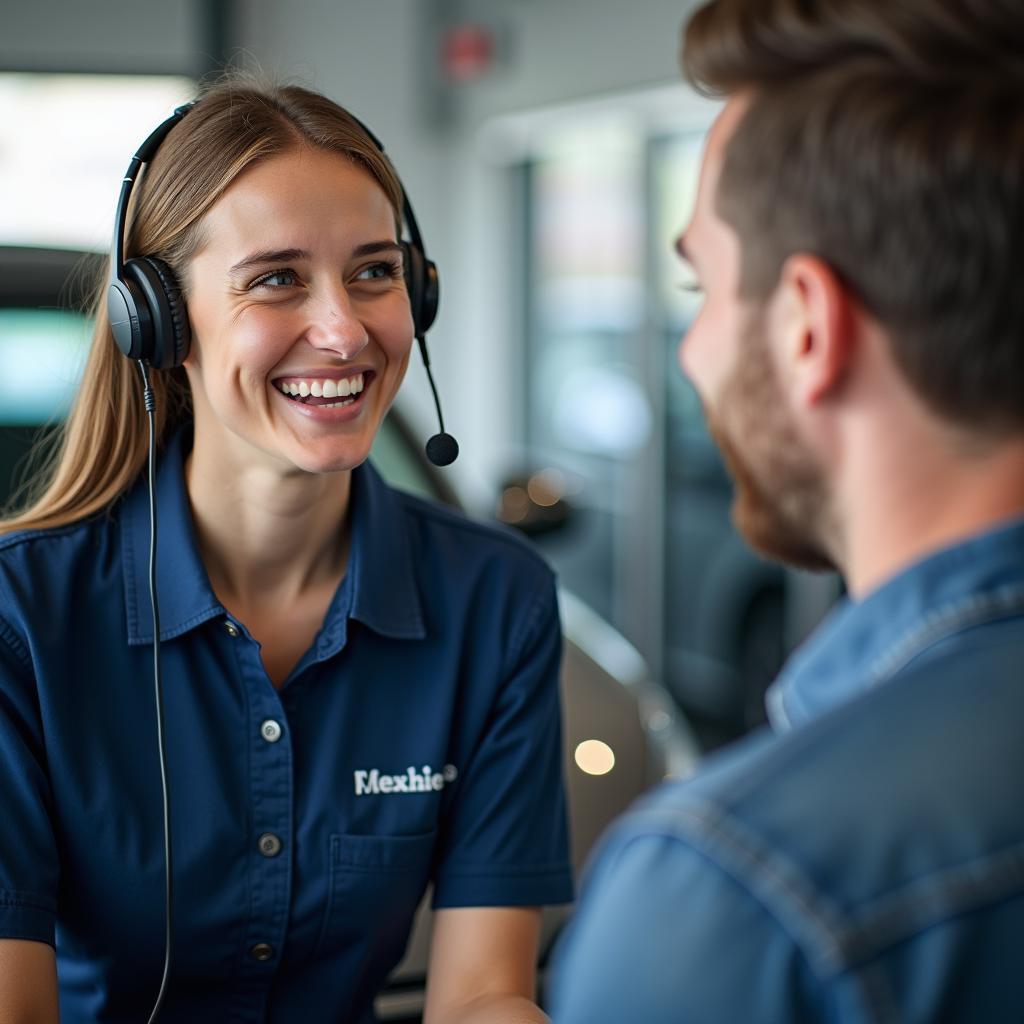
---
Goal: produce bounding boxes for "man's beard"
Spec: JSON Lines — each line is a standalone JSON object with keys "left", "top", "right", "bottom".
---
{"left": 705, "top": 315, "right": 838, "bottom": 573}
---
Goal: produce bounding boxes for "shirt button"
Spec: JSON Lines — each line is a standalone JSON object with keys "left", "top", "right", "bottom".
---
{"left": 258, "top": 833, "right": 282, "bottom": 858}
{"left": 223, "top": 620, "right": 241, "bottom": 638}
{"left": 260, "top": 720, "right": 282, "bottom": 743}
{"left": 250, "top": 943, "right": 275, "bottom": 961}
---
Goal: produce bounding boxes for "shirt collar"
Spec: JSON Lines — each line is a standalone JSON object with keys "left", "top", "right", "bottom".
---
{"left": 121, "top": 427, "right": 224, "bottom": 645}
{"left": 313, "top": 454, "right": 426, "bottom": 657}
{"left": 767, "top": 516, "right": 1024, "bottom": 733}
{"left": 121, "top": 428, "right": 426, "bottom": 648}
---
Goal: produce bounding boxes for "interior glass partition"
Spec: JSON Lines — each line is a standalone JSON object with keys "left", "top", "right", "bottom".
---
{"left": 521, "top": 105, "right": 836, "bottom": 747}
{"left": 523, "top": 117, "right": 648, "bottom": 630}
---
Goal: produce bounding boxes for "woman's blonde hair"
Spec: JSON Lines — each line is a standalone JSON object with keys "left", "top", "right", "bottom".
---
{"left": 1, "top": 77, "right": 405, "bottom": 534}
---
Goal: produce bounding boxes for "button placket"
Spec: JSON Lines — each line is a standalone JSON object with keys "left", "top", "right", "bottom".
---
{"left": 243, "top": 651, "right": 294, "bottom": 985}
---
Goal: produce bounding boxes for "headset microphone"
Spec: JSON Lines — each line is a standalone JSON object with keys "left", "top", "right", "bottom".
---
{"left": 426, "top": 432, "right": 459, "bottom": 468}
{"left": 417, "top": 336, "right": 459, "bottom": 467}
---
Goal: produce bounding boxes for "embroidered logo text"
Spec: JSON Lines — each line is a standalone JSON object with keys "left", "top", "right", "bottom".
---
{"left": 353, "top": 764, "right": 458, "bottom": 796}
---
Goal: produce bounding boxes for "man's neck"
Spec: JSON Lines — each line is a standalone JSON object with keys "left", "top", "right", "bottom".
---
{"left": 842, "top": 433, "right": 1024, "bottom": 599}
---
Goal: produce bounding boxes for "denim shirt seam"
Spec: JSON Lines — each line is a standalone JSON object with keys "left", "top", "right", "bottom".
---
{"left": 621, "top": 803, "right": 1024, "bottom": 1024}
{"left": 626, "top": 801, "right": 852, "bottom": 975}
{"left": 865, "top": 583, "right": 1024, "bottom": 686}
{"left": 834, "top": 838, "right": 1024, "bottom": 967}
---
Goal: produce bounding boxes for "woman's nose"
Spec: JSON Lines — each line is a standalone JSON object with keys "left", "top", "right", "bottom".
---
{"left": 306, "top": 290, "right": 370, "bottom": 359}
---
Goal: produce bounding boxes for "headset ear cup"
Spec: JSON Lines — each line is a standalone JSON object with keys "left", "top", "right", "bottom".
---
{"left": 108, "top": 277, "right": 148, "bottom": 360}
{"left": 402, "top": 242, "right": 439, "bottom": 337}
{"left": 123, "top": 256, "right": 191, "bottom": 369}
{"left": 420, "top": 257, "right": 439, "bottom": 335}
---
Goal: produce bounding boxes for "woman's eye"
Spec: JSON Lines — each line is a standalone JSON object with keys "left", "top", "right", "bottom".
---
{"left": 250, "top": 269, "right": 298, "bottom": 289}
{"left": 355, "top": 260, "right": 403, "bottom": 282}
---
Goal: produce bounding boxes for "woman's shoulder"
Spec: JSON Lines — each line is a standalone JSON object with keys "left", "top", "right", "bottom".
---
{"left": 0, "top": 510, "right": 117, "bottom": 561}
{"left": 0, "top": 515, "right": 118, "bottom": 656}
{"left": 0, "top": 511, "right": 121, "bottom": 606}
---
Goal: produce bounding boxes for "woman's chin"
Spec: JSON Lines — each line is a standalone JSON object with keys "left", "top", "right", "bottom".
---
{"left": 283, "top": 439, "right": 374, "bottom": 476}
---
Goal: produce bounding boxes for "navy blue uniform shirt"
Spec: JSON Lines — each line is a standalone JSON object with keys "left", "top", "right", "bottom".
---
{"left": 0, "top": 429, "right": 572, "bottom": 1023}
{"left": 551, "top": 517, "right": 1024, "bottom": 1023}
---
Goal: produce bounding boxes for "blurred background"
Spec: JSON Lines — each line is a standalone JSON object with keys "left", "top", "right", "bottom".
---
{"left": 0, "top": 0, "right": 840, "bottom": 750}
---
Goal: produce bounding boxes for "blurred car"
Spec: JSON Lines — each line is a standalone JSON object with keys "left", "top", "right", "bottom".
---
{"left": 0, "top": 245, "right": 701, "bottom": 1022}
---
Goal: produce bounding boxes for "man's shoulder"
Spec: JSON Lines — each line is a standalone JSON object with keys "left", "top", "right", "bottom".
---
{"left": 608, "top": 628, "right": 1024, "bottom": 968}
{"left": 553, "top": 632, "right": 1024, "bottom": 1021}
{"left": 650, "top": 620, "right": 1023, "bottom": 804}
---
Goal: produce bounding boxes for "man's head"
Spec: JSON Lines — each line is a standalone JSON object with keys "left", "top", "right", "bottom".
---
{"left": 676, "top": 0, "right": 1024, "bottom": 572}
{"left": 678, "top": 99, "right": 838, "bottom": 570}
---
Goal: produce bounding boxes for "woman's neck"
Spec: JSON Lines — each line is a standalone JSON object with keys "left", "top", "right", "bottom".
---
{"left": 185, "top": 439, "right": 352, "bottom": 609}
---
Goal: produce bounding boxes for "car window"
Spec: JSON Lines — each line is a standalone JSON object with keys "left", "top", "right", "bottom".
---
{"left": 0, "top": 308, "right": 90, "bottom": 423}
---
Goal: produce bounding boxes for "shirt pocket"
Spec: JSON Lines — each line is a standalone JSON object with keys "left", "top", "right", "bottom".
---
{"left": 315, "top": 830, "right": 436, "bottom": 961}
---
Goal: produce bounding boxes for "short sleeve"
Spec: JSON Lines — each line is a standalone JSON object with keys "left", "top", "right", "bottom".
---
{"left": 431, "top": 577, "right": 573, "bottom": 909}
{"left": 0, "top": 619, "right": 59, "bottom": 946}
{"left": 548, "top": 827, "right": 822, "bottom": 1024}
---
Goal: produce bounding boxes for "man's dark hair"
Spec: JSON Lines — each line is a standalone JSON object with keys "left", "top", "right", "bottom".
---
{"left": 682, "top": 0, "right": 1024, "bottom": 434}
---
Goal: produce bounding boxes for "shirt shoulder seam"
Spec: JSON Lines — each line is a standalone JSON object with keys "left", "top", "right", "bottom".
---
{"left": 867, "top": 583, "right": 1024, "bottom": 684}
{"left": 0, "top": 519, "right": 96, "bottom": 554}
{"left": 502, "top": 575, "right": 557, "bottom": 677}
{"left": 615, "top": 799, "right": 852, "bottom": 977}
{"left": 618, "top": 791, "right": 1024, "bottom": 976}
{"left": 0, "top": 615, "right": 30, "bottom": 667}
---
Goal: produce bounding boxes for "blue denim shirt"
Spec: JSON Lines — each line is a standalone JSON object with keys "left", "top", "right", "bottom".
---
{"left": 549, "top": 518, "right": 1024, "bottom": 1023}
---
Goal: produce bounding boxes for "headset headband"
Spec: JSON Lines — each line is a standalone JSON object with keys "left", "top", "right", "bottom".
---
{"left": 111, "top": 101, "right": 432, "bottom": 285}
{"left": 112, "top": 102, "right": 196, "bottom": 278}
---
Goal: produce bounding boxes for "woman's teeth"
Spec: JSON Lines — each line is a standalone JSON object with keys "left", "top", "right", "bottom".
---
{"left": 277, "top": 373, "right": 365, "bottom": 407}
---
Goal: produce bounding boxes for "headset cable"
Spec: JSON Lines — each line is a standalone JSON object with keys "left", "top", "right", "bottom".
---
{"left": 138, "top": 360, "right": 174, "bottom": 1023}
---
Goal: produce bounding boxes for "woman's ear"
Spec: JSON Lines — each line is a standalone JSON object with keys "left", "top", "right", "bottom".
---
{"left": 773, "top": 253, "right": 856, "bottom": 407}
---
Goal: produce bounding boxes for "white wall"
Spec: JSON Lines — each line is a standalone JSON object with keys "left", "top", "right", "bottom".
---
{"left": 458, "top": 0, "right": 697, "bottom": 118}
{"left": 0, "top": 0, "right": 204, "bottom": 73}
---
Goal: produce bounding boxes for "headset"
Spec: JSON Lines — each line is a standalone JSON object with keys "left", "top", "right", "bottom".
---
{"left": 108, "top": 99, "right": 459, "bottom": 465}
{"left": 108, "top": 98, "right": 458, "bottom": 1024}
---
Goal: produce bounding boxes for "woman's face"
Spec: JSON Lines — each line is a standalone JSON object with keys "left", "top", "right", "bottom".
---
{"left": 183, "top": 145, "right": 414, "bottom": 476}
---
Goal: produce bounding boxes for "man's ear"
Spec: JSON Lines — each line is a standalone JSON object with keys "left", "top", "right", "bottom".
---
{"left": 774, "top": 253, "right": 856, "bottom": 407}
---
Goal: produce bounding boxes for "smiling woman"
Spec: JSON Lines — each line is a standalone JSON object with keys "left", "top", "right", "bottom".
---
{"left": 0, "top": 79, "right": 572, "bottom": 1024}
{"left": 184, "top": 145, "right": 413, "bottom": 478}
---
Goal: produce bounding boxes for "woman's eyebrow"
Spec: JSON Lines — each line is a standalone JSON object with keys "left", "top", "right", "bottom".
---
{"left": 351, "top": 241, "right": 404, "bottom": 259}
{"left": 229, "top": 248, "right": 309, "bottom": 275}
{"left": 228, "top": 241, "right": 404, "bottom": 276}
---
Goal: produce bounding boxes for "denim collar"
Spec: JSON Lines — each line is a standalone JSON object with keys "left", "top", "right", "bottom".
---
{"left": 767, "top": 515, "right": 1024, "bottom": 732}
{"left": 121, "top": 427, "right": 425, "bottom": 648}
